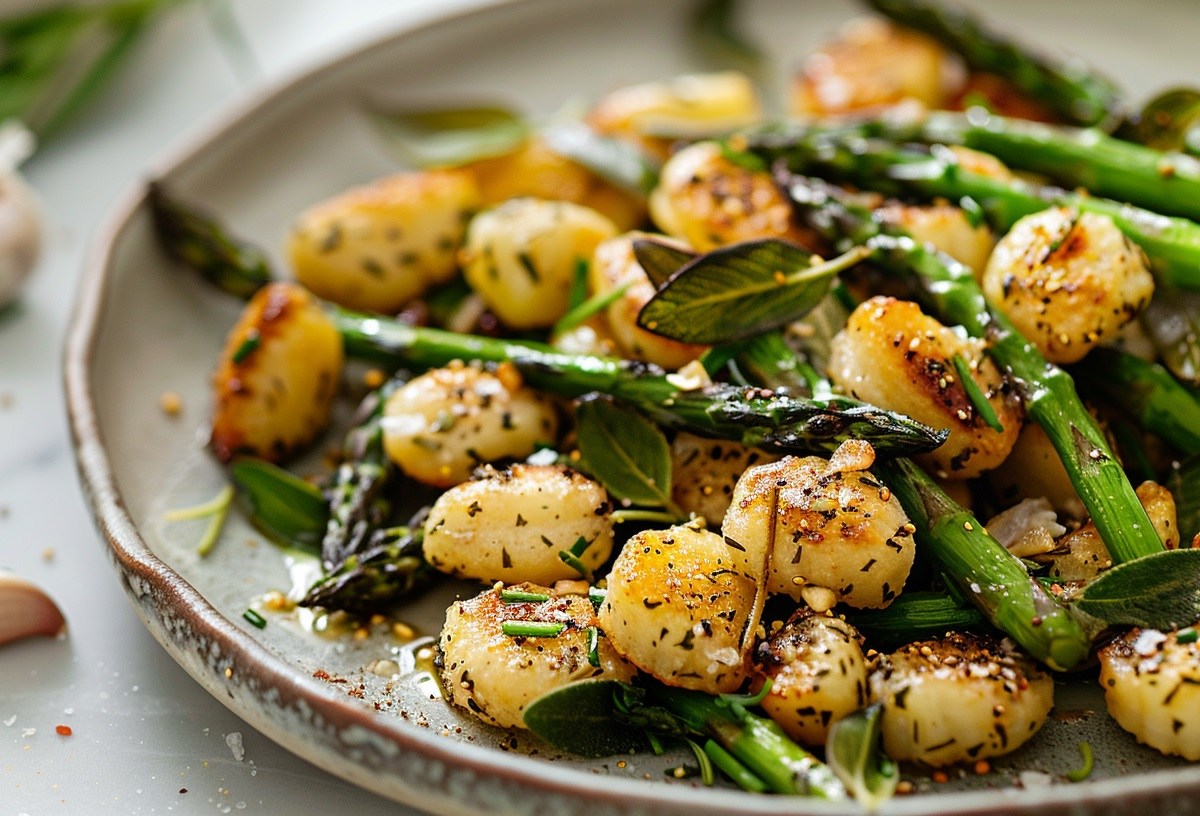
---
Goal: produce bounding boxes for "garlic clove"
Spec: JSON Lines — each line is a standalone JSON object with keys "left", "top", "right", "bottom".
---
{"left": 0, "top": 569, "right": 67, "bottom": 646}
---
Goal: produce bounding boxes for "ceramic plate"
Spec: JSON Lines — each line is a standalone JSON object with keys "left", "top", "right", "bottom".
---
{"left": 66, "top": 0, "right": 1200, "bottom": 812}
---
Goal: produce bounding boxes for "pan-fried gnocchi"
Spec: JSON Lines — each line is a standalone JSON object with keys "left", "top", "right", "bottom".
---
{"left": 753, "top": 610, "right": 869, "bottom": 746}
{"left": 1099, "top": 625, "right": 1200, "bottom": 760}
{"left": 438, "top": 584, "right": 634, "bottom": 729}
{"left": 422, "top": 464, "right": 613, "bottom": 585}
{"left": 381, "top": 361, "right": 558, "bottom": 488}
{"left": 649, "top": 140, "right": 823, "bottom": 252}
{"left": 829, "top": 296, "right": 1023, "bottom": 479}
{"left": 286, "top": 169, "right": 480, "bottom": 314}
{"left": 870, "top": 633, "right": 1054, "bottom": 766}
{"left": 722, "top": 445, "right": 914, "bottom": 611}
{"left": 669, "top": 432, "right": 778, "bottom": 524}
{"left": 210, "top": 281, "right": 343, "bottom": 462}
{"left": 459, "top": 137, "right": 645, "bottom": 231}
{"left": 982, "top": 208, "right": 1155, "bottom": 364}
{"left": 587, "top": 71, "right": 762, "bottom": 160}
{"left": 598, "top": 525, "right": 758, "bottom": 694}
{"left": 460, "top": 197, "right": 618, "bottom": 329}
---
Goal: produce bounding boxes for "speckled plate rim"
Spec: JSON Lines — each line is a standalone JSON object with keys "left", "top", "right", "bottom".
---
{"left": 63, "top": 0, "right": 1200, "bottom": 813}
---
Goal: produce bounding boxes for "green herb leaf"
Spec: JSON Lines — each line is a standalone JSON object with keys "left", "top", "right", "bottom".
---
{"left": 637, "top": 239, "right": 870, "bottom": 345}
{"left": 1141, "top": 288, "right": 1200, "bottom": 386}
{"left": 1066, "top": 741, "right": 1095, "bottom": 782}
{"left": 566, "top": 257, "right": 590, "bottom": 311}
{"left": 541, "top": 121, "right": 660, "bottom": 197}
{"left": 228, "top": 458, "right": 327, "bottom": 554}
{"left": 501, "top": 620, "right": 566, "bottom": 638}
{"left": 553, "top": 280, "right": 631, "bottom": 336}
{"left": 242, "top": 608, "right": 267, "bottom": 629}
{"left": 523, "top": 679, "right": 647, "bottom": 757}
{"left": 631, "top": 238, "right": 696, "bottom": 288}
{"left": 1121, "top": 87, "right": 1200, "bottom": 154}
{"left": 825, "top": 704, "right": 899, "bottom": 812}
{"left": 575, "top": 395, "right": 674, "bottom": 509}
{"left": 1074, "top": 548, "right": 1200, "bottom": 630}
{"left": 366, "top": 104, "right": 529, "bottom": 167}
{"left": 952, "top": 353, "right": 1004, "bottom": 433}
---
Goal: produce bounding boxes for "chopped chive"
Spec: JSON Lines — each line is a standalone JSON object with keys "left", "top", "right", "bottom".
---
{"left": 646, "top": 732, "right": 666, "bottom": 756}
{"left": 232, "top": 329, "right": 261, "bottom": 364}
{"left": 587, "top": 586, "right": 608, "bottom": 609}
{"left": 704, "top": 738, "right": 768, "bottom": 793}
{"left": 558, "top": 536, "right": 595, "bottom": 580}
{"left": 552, "top": 280, "right": 632, "bottom": 336}
{"left": 164, "top": 484, "right": 235, "bottom": 557}
{"left": 959, "top": 195, "right": 986, "bottom": 228}
{"left": 501, "top": 620, "right": 567, "bottom": 638}
{"left": 952, "top": 353, "right": 1005, "bottom": 433}
{"left": 242, "top": 608, "right": 267, "bottom": 629}
{"left": 1066, "top": 740, "right": 1094, "bottom": 782}
{"left": 586, "top": 626, "right": 600, "bottom": 668}
{"left": 1178, "top": 627, "right": 1198, "bottom": 644}
{"left": 500, "top": 588, "right": 551, "bottom": 603}
{"left": 566, "top": 257, "right": 590, "bottom": 310}
{"left": 720, "top": 676, "right": 772, "bottom": 708}
{"left": 686, "top": 738, "right": 716, "bottom": 786}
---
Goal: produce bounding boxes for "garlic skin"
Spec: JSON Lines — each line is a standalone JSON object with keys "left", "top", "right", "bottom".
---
{"left": 0, "top": 570, "right": 66, "bottom": 647}
{"left": 0, "top": 123, "right": 41, "bottom": 309}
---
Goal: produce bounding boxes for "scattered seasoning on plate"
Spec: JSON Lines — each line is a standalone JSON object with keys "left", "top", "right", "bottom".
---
{"left": 55, "top": 724, "right": 72, "bottom": 736}
{"left": 159, "top": 391, "right": 183, "bottom": 417}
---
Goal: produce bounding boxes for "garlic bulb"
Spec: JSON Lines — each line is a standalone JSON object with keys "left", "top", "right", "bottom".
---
{"left": 0, "top": 122, "right": 41, "bottom": 309}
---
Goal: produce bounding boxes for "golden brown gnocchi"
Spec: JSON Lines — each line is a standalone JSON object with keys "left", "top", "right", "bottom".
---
{"left": 210, "top": 281, "right": 343, "bottom": 462}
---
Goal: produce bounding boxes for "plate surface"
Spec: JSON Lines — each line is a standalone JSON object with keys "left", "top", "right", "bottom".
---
{"left": 65, "top": 0, "right": 1200, "bottom": 813}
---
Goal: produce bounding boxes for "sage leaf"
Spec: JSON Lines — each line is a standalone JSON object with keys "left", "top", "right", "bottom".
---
{"left": 1121, "top": 87, "right": 1200, "bottom": 155}
{"left": 631, "top": 238, "right": 696, "bottom": 288}
{"left": 229, "top": 458, "right": 327, "bottom": 554}
{"left": 826, "top": 705, "right": 898, "bottom": 812}
{"left": 541, "top": 121, "right": 660, "bottom": 197}
{"left": 366, "top": 104, "right": 529, "bottom": 168}
{"left": 637, "top": 239, "right": 870, "bottom": 345}
{"left": 575, "top": 395, "right": 673, "bottom": 509}
{"left": 1168, "top": 454, "right": 1200, "bottom": 544}
{"left": 1074, "top": 548, "right": 1200, "bottom": 630}
{"left": 523, "top": 679, "right": 645, "bottom": 757}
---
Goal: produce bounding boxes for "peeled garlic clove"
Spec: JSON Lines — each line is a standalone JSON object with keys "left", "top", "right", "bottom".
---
{"left": 0, "top": 570, "right": 66, "bottom": 646}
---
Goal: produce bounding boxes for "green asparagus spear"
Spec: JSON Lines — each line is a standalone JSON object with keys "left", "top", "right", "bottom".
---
{"left": 655, "top": 687, "right": 846, "bottom": 797}
{"left": 841, "top": 591, "right": 988, "bottom": 650}
{"left": 749, "top": 128, "right": 1200, "bottom": 290}
{"left": 766, "top": 172, "right": 1164, "bottom": 564}
{"left": 868, "top": 110, "right": 1200, "bottom": 222}
{"left": 299, "top": 522, "right": 435, "bottom": 614}
{"left": 861, "top": 0, "right": 1123, "bottom": 128}
{"left": 332, "top": 307, "right": 946, "bottom": 458}
{"left": 148, "top": 182, "right": 272, "bottom": 299}
{"left": 1075, "top": 348, "right": 1200, "bottom": 457}
{"left": 320, "top": 381, "right": 400, "bottom": 571}
{"left": 874, "top": 457, "right": 1090, "bottom": 671}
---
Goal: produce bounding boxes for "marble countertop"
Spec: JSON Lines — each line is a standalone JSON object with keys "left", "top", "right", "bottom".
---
{"left": 1, "top": 3, "right": 473, "bottom": 813}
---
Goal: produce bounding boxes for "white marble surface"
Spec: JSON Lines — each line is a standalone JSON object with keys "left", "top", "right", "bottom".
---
{"left": 0, "top": 2, "right": 476, "bottom": 813}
